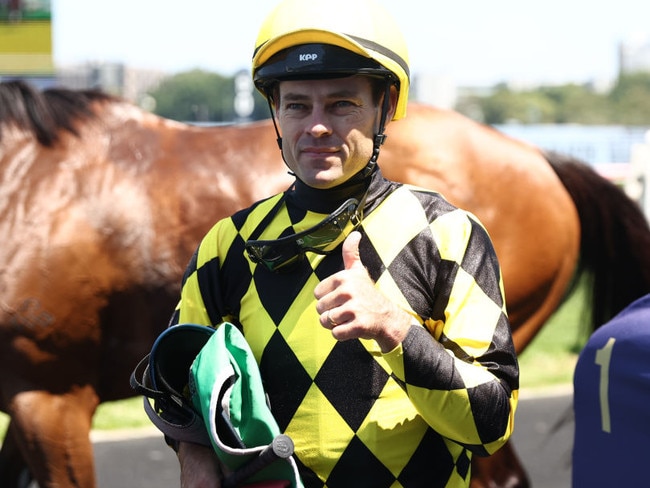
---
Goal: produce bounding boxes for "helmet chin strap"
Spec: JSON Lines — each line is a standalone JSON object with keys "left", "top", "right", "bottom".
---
{"left": 362, "top": 81, "right": 392, "bottom": 177}
{"left": 265, "top": 80, "right": 393, "bottom": 179}
{"left": 264, "top": 95, "right": 295, "bottom": 174}
{"left": 266, "top": 96, "right": 284, "bottom": 151}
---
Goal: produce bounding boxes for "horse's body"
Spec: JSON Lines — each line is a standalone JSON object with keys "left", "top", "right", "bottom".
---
{"left": 1, "top": 81, "right": 649, "bottom": 488}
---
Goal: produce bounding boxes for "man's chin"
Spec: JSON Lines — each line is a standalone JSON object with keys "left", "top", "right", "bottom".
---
{"left": 299, "top": 171, "right": 345, "bottom": 190}
{"left": 304, "top": 180, "right": 338, "bottom": 190}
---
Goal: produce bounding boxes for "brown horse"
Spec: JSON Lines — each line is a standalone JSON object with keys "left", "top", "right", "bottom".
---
{"left": 1, "top": 80, "right": 649, "bottom": 488}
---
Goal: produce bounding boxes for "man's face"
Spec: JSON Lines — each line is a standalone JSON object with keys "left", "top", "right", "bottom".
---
{"left": 275, "top": 76, "right": 380, "bottom": 189}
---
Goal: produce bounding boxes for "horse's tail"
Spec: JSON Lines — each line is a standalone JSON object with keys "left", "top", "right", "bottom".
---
{"left": 545, "top": 150, "right": 650, "bottom": 332}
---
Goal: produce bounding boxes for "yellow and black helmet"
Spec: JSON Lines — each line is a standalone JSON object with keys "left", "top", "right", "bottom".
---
{"left": 252, "top": 0, "right": 410, "bottom": 120}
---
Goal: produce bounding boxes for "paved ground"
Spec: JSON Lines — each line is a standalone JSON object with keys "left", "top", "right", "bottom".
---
{"left": 92, "top": 387, "right": 574, "bottom": 487}
{"left": 509, "top": 388, "right": 574, "bottom": 487}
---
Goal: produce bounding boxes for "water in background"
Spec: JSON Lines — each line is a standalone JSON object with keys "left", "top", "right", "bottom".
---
{"left": 495, "top": 124, "right": 650, "bottom": 165}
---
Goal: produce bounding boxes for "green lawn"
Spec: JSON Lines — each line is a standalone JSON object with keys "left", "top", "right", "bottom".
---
{"left": 517, "top": 278, "right": 590, "bottom": 390}
{"left": 0, "top": 280, "right": 591, "bottom": 436}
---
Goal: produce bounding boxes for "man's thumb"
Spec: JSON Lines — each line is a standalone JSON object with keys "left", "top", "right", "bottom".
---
{"left": 342, "top": 231, "right": 363, "bottom": 270}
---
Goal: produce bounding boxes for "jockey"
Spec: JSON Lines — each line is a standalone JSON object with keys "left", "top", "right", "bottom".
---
{"left": 136, "top": 1, "right": 519, "bottom": 486}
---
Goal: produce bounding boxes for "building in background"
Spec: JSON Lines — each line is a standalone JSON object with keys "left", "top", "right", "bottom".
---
{"left": 0, "top": 0, "right": 55, "bottom": 88}
{"left": 411, "top": 73, "right": 458, "bottom": 109}
{"left": 0, "top": 0, "right": 163, "bottom": 104}
{"left": 56, "top": 62, "right": 166, "bottom": 104}
{"left": 619, "top": 34, "right": 650, "bottom": 75}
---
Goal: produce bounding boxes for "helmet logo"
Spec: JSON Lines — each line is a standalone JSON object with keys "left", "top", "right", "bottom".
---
{"left": 298, "top": 53, "right": 318, "bottom": 62}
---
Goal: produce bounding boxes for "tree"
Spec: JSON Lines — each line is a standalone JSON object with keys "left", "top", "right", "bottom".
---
{"left": 147, "top": 69, "right": 269, "bottom": 123}
{"left": 608, "top": 73, "right": 650, "bottom": 125}
{"left": 539, "top": 85, "right": 609, "bottom": 124}
{"left": 464, "top": 85, "right": 556, "bottom": 125}
{"left": 456, "top": 75, "right": 650, "bottom": 126}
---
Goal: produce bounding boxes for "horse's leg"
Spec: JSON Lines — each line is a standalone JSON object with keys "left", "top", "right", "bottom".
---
{"left": 7, "top": 386, "right": 99, "bottom": 488}
{"left": 0, "top": 421, "right": 33, "bottom": 488}
{"left": 470, "top": 441, "right": 530, "bottom": 488}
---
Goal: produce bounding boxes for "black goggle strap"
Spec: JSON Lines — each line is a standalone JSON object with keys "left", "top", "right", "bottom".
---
{"left": 293, "top": 198, "right": 361, "bottom": 252}
{"left": 246, "top": 196, "right": 363, "bottom": 268}
{"left": 246, "top": 193, "right": 287, "bottom": 243}
{"left": 249, "top": 197, "right": 359, "bottom": 249}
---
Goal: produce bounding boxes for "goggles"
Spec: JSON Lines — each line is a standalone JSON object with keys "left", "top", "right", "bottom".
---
{"left": 245, "top": 197, "right": 364, "bottom": 273}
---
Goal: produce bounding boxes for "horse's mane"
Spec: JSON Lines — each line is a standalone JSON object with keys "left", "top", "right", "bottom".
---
{"left": 0, "top": 80, "right": 116, "bottom": 147}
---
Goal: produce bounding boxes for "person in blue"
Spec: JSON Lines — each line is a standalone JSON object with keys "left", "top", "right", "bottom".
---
{"left": 572, "top": 292, "right": 650, "bottom": 486}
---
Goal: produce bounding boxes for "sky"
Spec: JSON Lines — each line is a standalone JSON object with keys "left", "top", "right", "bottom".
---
{"left": 51, "top": 0, "right": 650, "bottom": 87}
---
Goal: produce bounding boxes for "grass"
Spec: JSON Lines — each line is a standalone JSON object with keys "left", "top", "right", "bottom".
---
{"left": 0, "top": 281, "right": 591, "bottom": 436}
{"left": 91, "top": 396, "right": 152, "bottom": 431}
{"left": 517, "top": 278, "right": 591, "bottom": 390}
{"left": 0, "top": 396, "right": 152, "bottom": 440}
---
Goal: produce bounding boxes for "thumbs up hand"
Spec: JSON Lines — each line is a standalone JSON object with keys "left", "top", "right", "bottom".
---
{"left": 314, "top": 231, "right": 414, "bottom": 353}
{"left": 341, "top": 229, "right": 364, "bottom": 272}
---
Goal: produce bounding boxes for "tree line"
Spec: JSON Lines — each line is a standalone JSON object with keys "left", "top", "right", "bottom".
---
{"left": 147, "top": 69, "right": 650, "bottom": 126}
{"left": 456, "top": 73, "right": 650, "bottom": 126}
{"left": 148, "top": 69, "right": 270, "bottom": 123}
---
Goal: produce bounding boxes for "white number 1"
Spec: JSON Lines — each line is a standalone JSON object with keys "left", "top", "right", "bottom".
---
{"left": 594, "top": 337, "right": 616, "bottom": 433}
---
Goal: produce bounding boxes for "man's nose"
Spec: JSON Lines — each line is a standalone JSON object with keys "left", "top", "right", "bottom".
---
{"left": 306, "top": 107, "right": 332, "bottom": 137}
